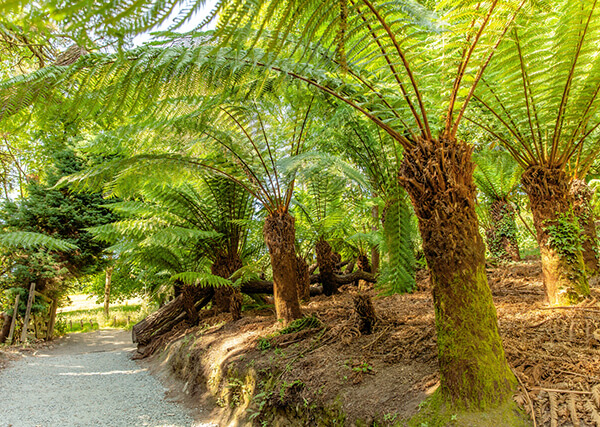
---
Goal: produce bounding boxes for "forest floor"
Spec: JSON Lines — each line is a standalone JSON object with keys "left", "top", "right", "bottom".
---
{"left": 0, "top": 330, "right": 212, "bottom": 426}
{"left": 146, "top": 259, "right": 600, "bottom": 426}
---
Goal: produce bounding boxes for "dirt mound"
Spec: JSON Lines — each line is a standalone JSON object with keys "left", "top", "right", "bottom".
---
{"left": 146, "top": 260, "right": 600, "bottom": 426}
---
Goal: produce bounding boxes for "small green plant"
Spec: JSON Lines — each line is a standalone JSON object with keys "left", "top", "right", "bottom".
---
{"left": 279, "top": 315, "right": 322, "bottom": 335}
{"left": 352, "top": 362, "right": 373, "bottom": 373}
{"left": 383, "top": 412, "right": 398, "bottom": 423}
{"left": 257, "top": 337, "right": 271, "bottom": 350}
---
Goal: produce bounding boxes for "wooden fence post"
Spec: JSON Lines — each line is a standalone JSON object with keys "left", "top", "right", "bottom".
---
{"left": 20, "top": 282, "right": 36, "bottom": 342}
{"left": 46, "top": 299, "right": 58, "bottom": 341}
{"left": 7, "top": 293, "right": 20, "bottom": 344}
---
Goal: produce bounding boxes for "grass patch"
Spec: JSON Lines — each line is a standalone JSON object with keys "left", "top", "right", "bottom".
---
{"left": 56, "top": 304, "right": 153, "bottom": 335}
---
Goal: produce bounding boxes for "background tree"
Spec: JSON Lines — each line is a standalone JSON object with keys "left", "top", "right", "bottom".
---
{"left": 472, "top": 2, "right": 600, "bottom": 304}
{"left": 473, "top": 149, "right": 522, "bottom": 262}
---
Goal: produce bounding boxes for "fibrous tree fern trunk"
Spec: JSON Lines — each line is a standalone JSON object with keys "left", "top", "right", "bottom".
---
{"left": 485, "top": 200, "right": 520, "bottom": 262}
{"left": 400, "top": 138, "right": 514, "bottom": 408}
{"left": 296, "top": 255, "right": 310, "bottom": 302}
{"left": 263, "top": 211, "right": 302, "bottom": 326}
{"left": 211, "top": 253, "right": 243, "bottom": 312}
{"left": 522, "top": 167, "right": 590, "bottom": 305}
{"left": 316, "top": 237, "right": 337, "bottom": 296}
{"left": 570, "top": 179, "right": 599, "bottom": 276}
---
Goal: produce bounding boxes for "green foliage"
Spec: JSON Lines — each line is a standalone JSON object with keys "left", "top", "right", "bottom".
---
{"left": 545, "top": 212, "right": 583, "bottom": 260}
{"left": 473, "top": 150, "right": 522, "bottom": 204}
{"left": 0, "top": 231, "right": 77, "bottom": 251}
{"left": 279, "top": 315, "right": 322, "bottom": 335}
{"left": 473, "top": 2, "right": 600, "bottom": 176}
{"left": 378, "top": 194, "right": 417, "bottom": 295}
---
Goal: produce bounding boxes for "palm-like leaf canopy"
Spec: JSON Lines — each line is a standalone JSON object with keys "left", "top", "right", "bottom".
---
{"left": 0, "top": 0, "right": 527, "bottom": 148}
{"left": 472, "top": 1, "right": 600, "bottom": 175}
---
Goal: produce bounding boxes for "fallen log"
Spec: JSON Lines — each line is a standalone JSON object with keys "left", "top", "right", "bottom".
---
{"left": 309, "top": 270, "right": 376, "bottom": 286}
{"left": 241, "top": 279, "right": 322, "bottom": 297}
{"left": 132, "top": 288, "right": 213, "bottom": 345}
{"left": 334, "top": 270, "right": 376, "bottom": 285}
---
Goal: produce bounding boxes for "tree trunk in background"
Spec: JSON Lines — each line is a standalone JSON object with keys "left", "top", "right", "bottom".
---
{"left": 400, "top": 137, "right": 514, "bottom": 409}
{"left": 355, "top": 254, "right": 372, "bottom": 291}
{"left": 485, "top": 199, "right": 520, "bottom": 262}
{"left": 316, "top": 238, "right": 337, "bottom": 296}
{"left": 570, "top": 178, "right": 599, "bottom": 276}
{"left": 103, "top": 266, "right": 113, "bottom": 318}
{"left": 211, "top": 253, "right": 243, "bottom": 312}
{"left": 264, "top": 211, "right": 302, "bottom": 326}
{"left": 296, "top": 255, "right": 311, "bottom": 301}
{"left": 371, "top": 204, "right": 380, "bottom": 275}
{"left": 522, "top": 167, "right": 590, "bottom": 305}
{"left": 0, "top": 313, "right": 10, "bottom": 344}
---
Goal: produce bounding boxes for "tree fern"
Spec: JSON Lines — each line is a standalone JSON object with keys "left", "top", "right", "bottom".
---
{"left": 0, "top": 231, "right": 78, "bottom": 251}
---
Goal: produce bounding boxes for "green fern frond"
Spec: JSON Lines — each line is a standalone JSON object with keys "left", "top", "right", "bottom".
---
{"left": 0, "top": 231, "right": 78, "bottom": 251}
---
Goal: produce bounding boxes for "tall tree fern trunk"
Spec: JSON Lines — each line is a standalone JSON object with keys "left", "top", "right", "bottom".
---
{"left": 522, "top": 167, "right": 590, "bottom": 305}
{"left": 400, "top": 138, "right": 514, "bottom": 409}
{"left": 264, "top": 211, "right": 302, "bottom": 326}
{"left": 380, "top": 194, "right": 416, "bottom": 293}
{"left": 296, "top": 255, "right": 311, "bottom": 302}
{"left": 211, "top": 253, "right": 243, "bottom": 312}
{"left": 316, "top": 237, "right": 337, "bottom": 296}
{"left": 570, "top": 179, "right": 599, "bottom": 276}
{"left": 486, "top": 200, "right": 520, "bottom": 262}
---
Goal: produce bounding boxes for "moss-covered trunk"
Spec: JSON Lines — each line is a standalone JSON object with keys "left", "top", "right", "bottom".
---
{"left": 522, "top": 167, "right": 589, "bottom": 305}
{"left": 485, "top": 199, "right": 520, "bottom": 262}
{"left": 316, "top": 238, "right": 337, "bottom": 296}
{"left": 570, "top": 178, "right": 599, "bottom": 276}
{"left": 264, "top": 211, "right": 302, "bottom": 326}
{"left": 399, "top": 137, "right": 514, "bottom": 409}
{"left": 211, "top": 253, "right": 243, "bottom": 312}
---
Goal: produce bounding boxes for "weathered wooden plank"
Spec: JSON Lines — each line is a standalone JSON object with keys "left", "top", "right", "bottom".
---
{"left": 7, "top": 293, "right": 20, "bottom": 344}
{"left": 46, "top": 299, "right": 58, "bottom": 341}
{"left": 20, "top": 282, "right": 36, "bottom": 342}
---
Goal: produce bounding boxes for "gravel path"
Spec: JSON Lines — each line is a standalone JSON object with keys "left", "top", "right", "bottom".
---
{"left": 0, "top": 330, "right": 211, "bottom": 427}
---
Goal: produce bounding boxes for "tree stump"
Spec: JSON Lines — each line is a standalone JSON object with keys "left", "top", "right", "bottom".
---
{"left": 353, "top": 293, "right": 377, "bottom": 334}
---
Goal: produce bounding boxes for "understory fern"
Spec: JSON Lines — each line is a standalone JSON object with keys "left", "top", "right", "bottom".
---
{"left": 377, "top": 192, "right": 417, "bottom": 295}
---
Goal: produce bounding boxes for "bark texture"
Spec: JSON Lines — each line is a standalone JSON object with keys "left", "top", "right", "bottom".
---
{"left": 211, "top": 253, "right": 243, "bottom": 312}
{"left": 263, "top": 211, "right": 302, "bottom": 326}
{"left": 353, "top": 294, "right": 376, "bottom": 334}
{"left": 316, "top": 238, "right": 337, "bottom": 296}
{"left": 132, "top": 288, "right": 213, "bottom": 346}
{"left": 230, "top": 291, "right": 243, "bottom": 321}
{"left": 399, "top": 137, "right": 514, "bottom": 409}
{"left": 0, "top": 313, "right": 10, "bottom": 344}
{"left": 296, "top": 255, "right": 311, "bottom": 301}
{"left": 522, "top": 167, "right": 589, "bottom": 305}
{"left": 485, "top": 200, "right": 520, "bottom": 262}
{"left": 570, "top": 179, "right": 599, "bottom": 275}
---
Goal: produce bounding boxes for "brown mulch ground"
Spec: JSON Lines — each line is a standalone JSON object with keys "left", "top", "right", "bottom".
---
{"left": 151, "top": 260, "right": 600, "bottom": 426}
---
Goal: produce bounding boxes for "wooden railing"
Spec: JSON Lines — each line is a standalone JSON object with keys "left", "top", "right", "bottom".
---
{"left": 6, "top": 282, "right": 57, "bottom": 344}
